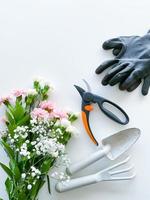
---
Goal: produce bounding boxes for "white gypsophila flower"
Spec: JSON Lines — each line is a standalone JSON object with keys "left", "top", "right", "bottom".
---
{"left": 21, "top": 173, "right": 26, "bottom": 179}
{"left": 60, "top": 118, "right": 71, "bottom": 127}
{"left": 55, "top": 154, "right": 71, "bottom": 167}
{"left": 14, "top": 126, "right": 29, "bottom": 139}
{"left": 31, "top": 172, "right": 36, "bottom": 177}
{"left": 30, "top": 166, "right": 41, "bottom": 178}
{"left": 26, "top": 89, "right": 38, "bottom": 96}
{"left": 31, "top": 141, "right": 36, "bottom": 146}
{"left": 10, "top": 139, "right": 14, "bottom": 143}
{"left": 57, "top": 143, "right": 65, "bottom": 153}
{"left": 14, "top": 134, "right": 19, "bottom": 139}
{"left": 66, "top": 125, "right": 80, "bottom": 137}
{"left": 34, "top": 136, "right": 65, "bottom": 157}
{"left": 30, "top": 120, "right": 50, "bottom": 136}
{"left": 33, "top": 125, "right": 47, "bottom": 135}
{"left": 30, "top": 119, "right": 38, "bottom": 125}
{"left": 27, "top": 184, "right": 32, "bottom": 190}
{"left": 33, "top": 181, "right": 36, "bottom": 185}
{"left": 20, "top": 143, "right": 30, "bottom": 158}
{"left": 51, "top": 171, "right": 70, "bottom": 182}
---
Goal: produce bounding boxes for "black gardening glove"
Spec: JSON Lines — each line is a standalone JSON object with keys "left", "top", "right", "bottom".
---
{"left": 96, "top": 31, "right": 150, "bottom": 95}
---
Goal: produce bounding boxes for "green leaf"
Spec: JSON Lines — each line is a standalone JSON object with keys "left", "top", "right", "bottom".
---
{"left": 6, "top": 111, "right": 15, "bottom": 125}
{"left": 68, "top": 114, "right": 78, "bottom": 122}
{"left": 13, "top": 101, "right": 25, "bottom": 122}
{"left": 42, "top": 85, "right": 50, "bottom": 95}
{"left": 17, "top": 191, "right": 27, "bottom": 200}
{"left": 7, "top": 124, "right": 17, "bottom": 135}
{"left": 0, "top": 162, "right": 13, "bottom": 178}
{"left": 17, "top": 114, "right": 30, "bottom": 126}
{"left": 9, "top": 159, "right": 21, "bottom": 181}
{"left": 0, "top": 140, "right": 14, "bottom": 160}
{"left": 59, "top": 132, "right": 71, "bottom": 145}
{"left": 5, "top": 178, "right": 13, "bottom": 197}
{"left": 30, "top": 179, "right": 45, "bottom": 199}
{"left": 7, "top": 104, "right": 15, "bottom": 114}
{"left": 42, "top": 94, "right": 48, "bottom": 100}
{"left": 0, "top": 198, "right": 4, "bottom": 200}
{"left": 41, "top": 158, "right": 54, "bottom": 174}
{"left": 34, "top": 81, "right": 40, "bottom": 91}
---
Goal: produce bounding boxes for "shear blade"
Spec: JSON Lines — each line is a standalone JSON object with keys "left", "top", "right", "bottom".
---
{"left": 74, "top": 85, "right": 85, "bottom": 98}
{"left": 82, "top": 79, "right": 92, "bottom": 92}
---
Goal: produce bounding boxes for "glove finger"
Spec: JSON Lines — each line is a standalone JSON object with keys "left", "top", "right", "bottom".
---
{"left": 142, "top": 75, "right": 150, "bottom": 95}
{"left": 127, "top": 80, "right": 141, "bottom": 92}
{"left": 119, "top": 70, "right": 142, "bottom": 90}
{"left": 147, "top": 30, "right": 150, "bottom": 34}
{"left": 102, "top": 38, "right": 122, "bottom": 50}
{"left": 102, "top": 63, "right": 126, "bottom": 85}
{"left": 109, "top": 65, "right": 132, "bottom": 86}
{"left": 95, "top": 59, "right": 118, "bottom": 74}
{"left": 113, "top": 48, "right": 122, "bottom": 56}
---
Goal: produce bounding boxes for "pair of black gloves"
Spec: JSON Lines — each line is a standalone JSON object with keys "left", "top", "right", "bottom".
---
{"left": 95, "top": 31, "right": 150, "bottom": 95}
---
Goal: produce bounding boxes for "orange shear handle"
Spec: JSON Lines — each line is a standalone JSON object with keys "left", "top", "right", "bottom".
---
{"left": 81, "top": 105, "right": 98, "bottom": 146}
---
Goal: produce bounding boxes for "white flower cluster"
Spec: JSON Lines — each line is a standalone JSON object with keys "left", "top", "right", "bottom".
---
{"left": 30, "top": 118, "right": 54, "bottom": 127}
{"left": 55, "top": 154, "right": 71, "bottom": 167}
{"left": 30, "top": 120, "right": 48, "bottom": 136}
{"left": 31, "top": 166, "right": 41, "bottom": 178}
{"left": 14, "top": 126, "right": 29, "bottom": 139}
{"left": 33, "top": 136, "right": 65, "bottom": 158}
{"left": 51, "top": 171, "right": 70, "bottom": 182}
{"left": 21, "top": 166, "right": 42, "bottom": 190}
{"left": 9, "top": 116, "right": 79, "bottom": 162}
{"left": 20, "top": 143, "right": 30, "bottom": 159}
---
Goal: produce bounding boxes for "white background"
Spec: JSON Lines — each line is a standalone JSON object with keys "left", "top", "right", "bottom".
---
{"left": 0, "top": 0, "right": 150, "bottom": 199}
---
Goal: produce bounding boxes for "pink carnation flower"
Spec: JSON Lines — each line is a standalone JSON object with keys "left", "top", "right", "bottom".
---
{"left": 0, "top": 95, "right": 12, "bottom": 105}
{"left": 39, "top": 101, "right": 55, "bottom": 112}
{"left": 51, "top": 108, "right": 68, "bottom": 119}
{"left": 31, "top": 108, "right": 50, "bottom": 120}
{"left": 12, "top": 89, "right": 27, "bottom": 97}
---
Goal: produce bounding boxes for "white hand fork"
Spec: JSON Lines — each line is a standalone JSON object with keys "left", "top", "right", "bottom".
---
{"left": 56, "top": 156, "right": 135, "bottom": 193}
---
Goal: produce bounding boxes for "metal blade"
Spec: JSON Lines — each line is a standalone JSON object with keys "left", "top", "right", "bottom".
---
{"left": 74, "top": 85, "right": 85, "bottom": 98}
{"left": 83, "top": 79, "right": 92, "bottom": 92}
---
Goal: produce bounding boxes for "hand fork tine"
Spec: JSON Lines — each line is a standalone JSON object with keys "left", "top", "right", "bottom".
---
{"left": 101, "top": 156, "right": 131, "bottom": 173}
{"left": 109, "top": 173, "right": 136, "bottom": 181}
{"left": 109, "top": 165, "right": 134, "bottom": 176}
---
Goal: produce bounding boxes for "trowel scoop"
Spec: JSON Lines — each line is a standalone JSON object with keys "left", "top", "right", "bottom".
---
{"left": 66, "top": 128, "right": 140, "bottom": 175}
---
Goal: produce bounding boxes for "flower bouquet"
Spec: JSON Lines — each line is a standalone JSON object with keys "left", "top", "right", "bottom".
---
{"left": 0, "top": 78, "right": 78, "bottom": 200}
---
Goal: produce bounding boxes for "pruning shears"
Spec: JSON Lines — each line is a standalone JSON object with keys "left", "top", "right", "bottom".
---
{"left": 74, "top": 80, "right": 129, "bottom": 146}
